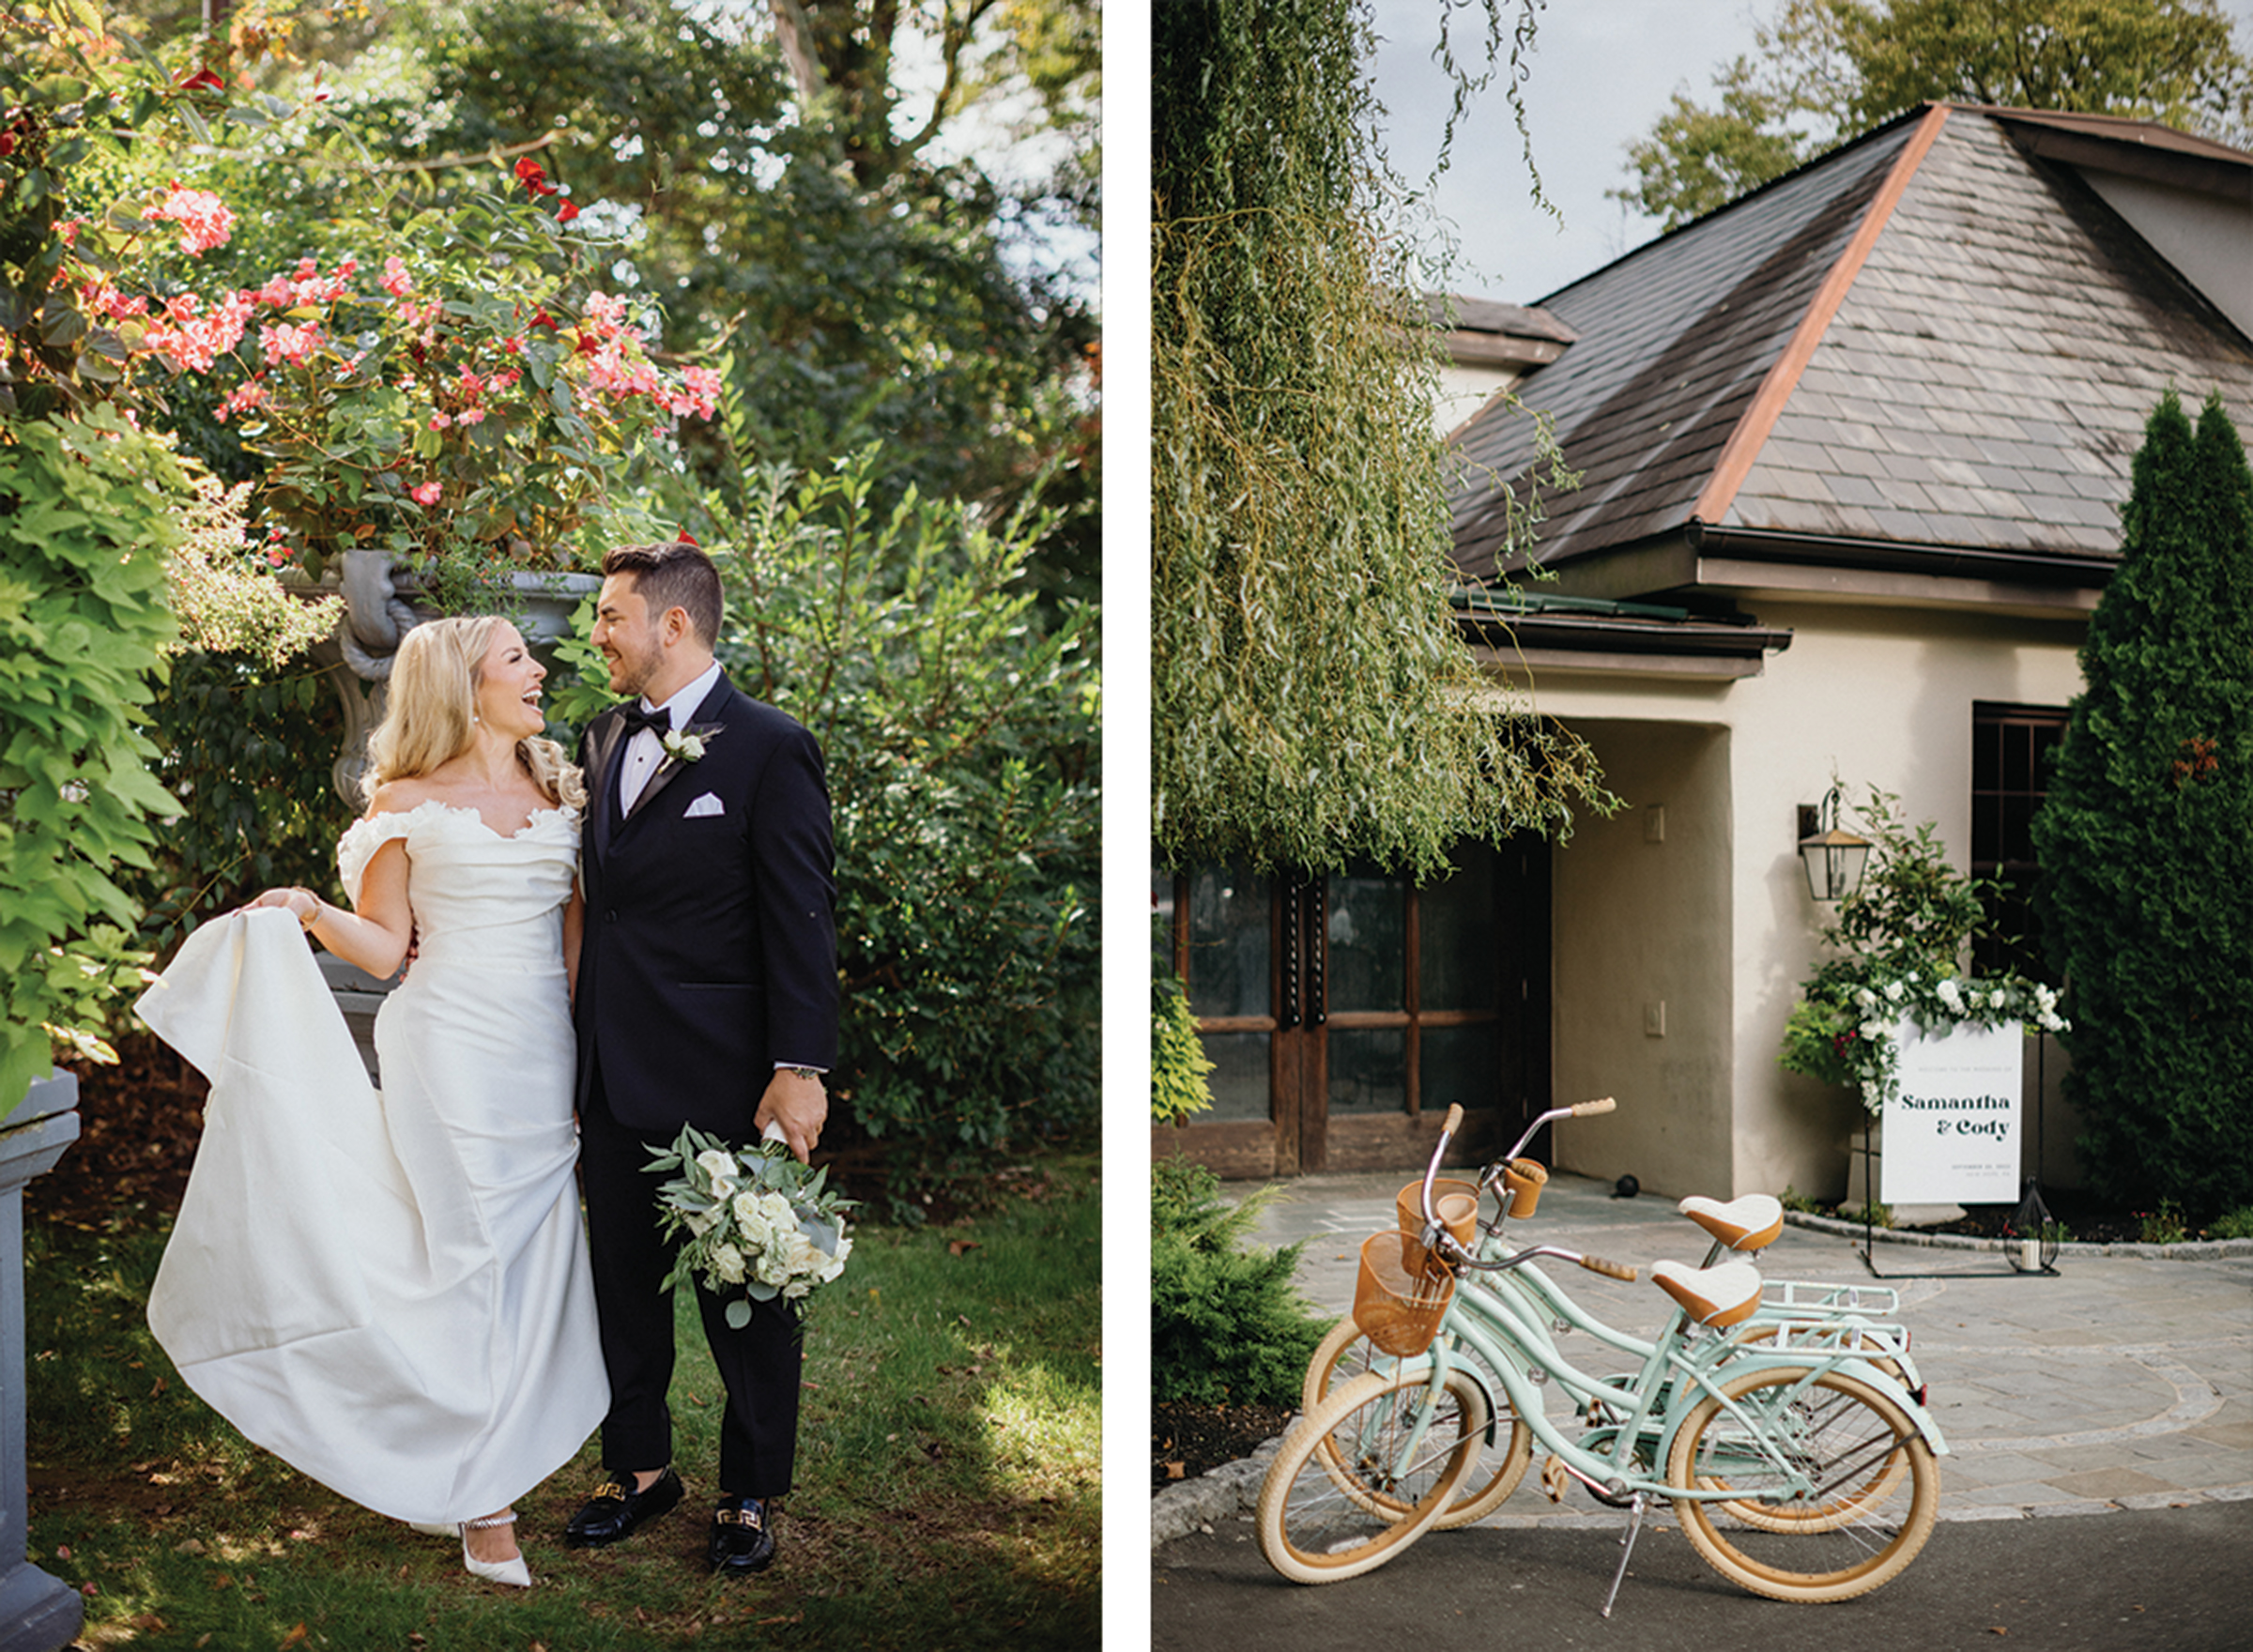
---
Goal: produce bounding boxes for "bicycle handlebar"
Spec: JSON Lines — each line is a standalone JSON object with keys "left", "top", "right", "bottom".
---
{"left": 1416, "top": 1105, "right": 1468, "bottom": 1239}
{"left": 1578, "top": 1254, "right": 1639, "bottom": 1283}
{"left": 1500, "top": 1096, "right": 1622, "bottom": 1166}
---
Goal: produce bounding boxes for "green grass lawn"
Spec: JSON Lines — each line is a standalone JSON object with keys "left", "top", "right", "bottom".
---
{"left": 23, "top": 1155, "right": 1100, "bottom": 1651}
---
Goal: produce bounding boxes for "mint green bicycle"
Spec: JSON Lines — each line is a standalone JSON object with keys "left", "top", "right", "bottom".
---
{"left": 1257, "top": 1102, "right": 1946, "bottom": 1610}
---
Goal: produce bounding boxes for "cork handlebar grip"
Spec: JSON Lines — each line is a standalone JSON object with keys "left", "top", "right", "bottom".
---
{"left": 1571, "top": 1097, "right": 1617, "bottom": 1116}
{"left": 1578, "top": 1254, "right": 1638, "bottom": 1283}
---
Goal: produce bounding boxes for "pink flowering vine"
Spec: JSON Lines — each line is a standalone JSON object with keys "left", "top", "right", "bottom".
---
{"left": 146, "top": 185, "right": 235, "bottom": 255}
{"left": 63, "top": 167, "right": 722, "bottom": 575}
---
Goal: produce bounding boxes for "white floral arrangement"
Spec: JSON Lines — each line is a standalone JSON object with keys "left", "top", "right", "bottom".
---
{"left": 1842, "top": 971, "right": 2069, "bottom": 1115}
{"left": 645, "top": 1124, "right": 854, "bottom": 1326}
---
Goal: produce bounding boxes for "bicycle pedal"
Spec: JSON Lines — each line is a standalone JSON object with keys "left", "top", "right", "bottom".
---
{"left": 1540, "top": 1455, "right": 1570, "bottom": 1504}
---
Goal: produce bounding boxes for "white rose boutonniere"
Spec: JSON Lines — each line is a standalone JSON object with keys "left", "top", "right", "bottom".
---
{"left": 661, "top": 728, "right": 707, "bottom": 764}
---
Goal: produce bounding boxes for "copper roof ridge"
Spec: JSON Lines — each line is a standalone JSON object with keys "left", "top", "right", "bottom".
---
{"left": 1951, "top": 103, "right": 2253, "bottom": 165}
{"left": 1689, "top": 102, "right": 1954, "bottom": 528}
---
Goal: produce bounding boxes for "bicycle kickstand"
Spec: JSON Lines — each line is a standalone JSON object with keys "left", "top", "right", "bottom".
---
{"left": 1600, "top": 1493, "right": 1648, "bottom": 1619}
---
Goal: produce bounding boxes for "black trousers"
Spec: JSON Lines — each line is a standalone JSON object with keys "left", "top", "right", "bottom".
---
{"left": 579, "top": 1061, "right": 801, "bottom": 1496}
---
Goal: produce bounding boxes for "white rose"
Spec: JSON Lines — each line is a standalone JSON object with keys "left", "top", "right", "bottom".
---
{"left": 1882, "top": 980, "right": 1905, "bottom": 1003}
{"left": 785, "top": 1232, "right": 827, "bottom": 1277}
{"left": 1935, "top": 978, "right": 1962, "bottom": 1011}
{"left": 711, "top": 1243, "right": 746, "bottom": 1284}
{"left": 730, "top": 1194, "right": 774, "bottom": 1254}
{"left": 697, "top": 1149, "right": 740, "bottom": 1200}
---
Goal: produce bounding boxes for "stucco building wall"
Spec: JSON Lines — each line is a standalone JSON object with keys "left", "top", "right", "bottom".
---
{"left": 1491, "top": 596, "right": 2086, "bottom": 1201}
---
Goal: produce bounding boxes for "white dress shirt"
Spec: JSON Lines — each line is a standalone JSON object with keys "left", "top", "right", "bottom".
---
{"left": 615, "top": 660, "right": 721, "bottom": 814}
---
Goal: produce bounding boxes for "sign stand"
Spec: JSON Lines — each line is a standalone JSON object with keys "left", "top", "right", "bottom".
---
{"left": 1852, "top": 1018, "right": 2057, "bottom": 1281}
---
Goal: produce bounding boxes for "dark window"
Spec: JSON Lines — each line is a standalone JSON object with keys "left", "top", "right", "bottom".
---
{"left": 1971, "top": 702, "right": 2066, "bottom": 982}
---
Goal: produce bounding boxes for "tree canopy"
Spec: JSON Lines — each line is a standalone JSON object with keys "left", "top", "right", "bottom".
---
{"left": 1616, "top": 0, "right": 2253, "bottom": 230}
{"left": 37, "top": 0, "right": 1099, "bottom": 573}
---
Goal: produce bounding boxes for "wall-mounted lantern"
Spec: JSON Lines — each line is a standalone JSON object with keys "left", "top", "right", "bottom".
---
{"left": 1796, "top": 785, "right": 1871, "bottom": 903}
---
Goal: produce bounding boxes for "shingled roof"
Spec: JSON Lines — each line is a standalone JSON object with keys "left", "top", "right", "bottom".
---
{"left": 1448, "top": 103, "right": 2253, "bottom": 600}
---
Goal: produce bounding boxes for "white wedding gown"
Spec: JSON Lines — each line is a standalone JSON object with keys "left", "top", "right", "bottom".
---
{"left": 137, "top": 801, "right": 607, "bottom": 1524}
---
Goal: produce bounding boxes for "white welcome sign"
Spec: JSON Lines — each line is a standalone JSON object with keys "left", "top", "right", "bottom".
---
{"left": 1880, "top": 1018, "right": 2022, "bottom": 1204}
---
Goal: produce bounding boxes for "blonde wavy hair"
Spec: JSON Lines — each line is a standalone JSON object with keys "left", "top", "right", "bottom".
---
{"left": 362, "top": 616, "right": 587, "bottom": 810}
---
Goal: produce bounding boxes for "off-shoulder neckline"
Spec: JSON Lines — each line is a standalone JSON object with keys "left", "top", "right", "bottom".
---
{"left": 353, "top": 797, "right": 577, "bottom": 844}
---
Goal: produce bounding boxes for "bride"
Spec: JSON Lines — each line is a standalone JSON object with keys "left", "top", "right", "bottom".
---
{"left": 136, "top": 615, "right": 607, "bottom": 1587}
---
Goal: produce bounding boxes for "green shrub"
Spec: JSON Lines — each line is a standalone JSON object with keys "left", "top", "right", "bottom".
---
{"left": 2031, "top": 390, "right": 2253, "bottom": 1216}
{"left": 2209, "top": 1207, "right": 2253, "bottom": 1241}
{"left": 1151, "top": 969, "right": 1215, "bottom": 1124}
{"left": 1151, "top": 1158, "right": 1333, "bottom": 1406}
{"left": 0, "top": 409, "right": 186, "bottom": 1116}
{"left": 117, "top": 648, "right": 347, "bottom": 957}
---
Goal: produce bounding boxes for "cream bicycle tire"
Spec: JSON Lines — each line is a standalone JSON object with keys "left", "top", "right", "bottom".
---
{"left": 1666, "top": 1364, "right": 1939, "bottom": 1603}
{"left": 1301, "top": 1317, "right": 1531, "bottom": 1528}
{"left": 1255, "top": 1365, "right": 1489, "bottom": 1584}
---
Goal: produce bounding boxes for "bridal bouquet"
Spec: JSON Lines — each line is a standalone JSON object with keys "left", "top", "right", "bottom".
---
{"left": 645, "top": 1124, "right": 854, "bottom": 1326}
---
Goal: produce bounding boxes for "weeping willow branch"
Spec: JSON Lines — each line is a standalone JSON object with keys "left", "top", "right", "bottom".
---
{"left": 1153, "top": 0, "right": 1611, "bottom": 880}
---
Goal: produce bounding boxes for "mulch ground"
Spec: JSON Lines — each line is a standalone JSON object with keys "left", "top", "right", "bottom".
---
{"left": 1830, "top": 1188, "right": 2186, "bottom": 1247}
{"left": 1152, "top": 1400, "right": 1295, "bottom": 1493}
{"left": 27, "top": 1032, "right": 207, "bottom": 1232}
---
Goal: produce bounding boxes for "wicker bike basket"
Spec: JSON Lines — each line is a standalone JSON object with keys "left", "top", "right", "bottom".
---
{"left": 1352, "top": 1230, "right": 1458, "bottom": 1357}
{"left": 1393, "top": 1178, "right": 1481, "bottom": 1274}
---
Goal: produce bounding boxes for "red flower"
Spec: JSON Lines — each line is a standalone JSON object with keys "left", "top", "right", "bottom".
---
{"left": 178, "top": 67, "right": 225, "bottom": 92}
{"left": 677, "top": 530, "right": 698, "bottom": 546}
{"left": 556, "top": 200, "right": 580, "bottom": 223}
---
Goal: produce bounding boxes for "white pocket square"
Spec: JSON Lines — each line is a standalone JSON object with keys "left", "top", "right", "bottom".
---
{"left": 684, "top": 792, "right": 726, "bottom": 818}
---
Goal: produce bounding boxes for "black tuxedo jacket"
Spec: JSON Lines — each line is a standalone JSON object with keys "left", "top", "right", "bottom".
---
{"left": 574, "top": 673, "right": 839, "bottom": 1136}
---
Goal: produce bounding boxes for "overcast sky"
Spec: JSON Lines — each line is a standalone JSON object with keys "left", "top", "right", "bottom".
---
{"left": 1368, "top": 0, "right": 2253, "bottom": 307}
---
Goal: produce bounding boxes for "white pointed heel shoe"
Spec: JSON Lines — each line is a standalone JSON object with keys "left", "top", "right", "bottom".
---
{"left": 462, "top": 1510, "right": 531, "bottom": 1588}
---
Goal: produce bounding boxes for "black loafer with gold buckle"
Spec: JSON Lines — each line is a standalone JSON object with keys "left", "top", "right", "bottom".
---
{"left": 563, "top": 1466, "right": 682, "bottom": 1547}
{"left": 709, "top": 1494, "right": 777, "bottom": 1575}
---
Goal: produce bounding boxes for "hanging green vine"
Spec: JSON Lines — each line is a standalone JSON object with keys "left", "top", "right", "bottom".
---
{"left": 1153, "top": 0, "right": 1611, "bottom": 880}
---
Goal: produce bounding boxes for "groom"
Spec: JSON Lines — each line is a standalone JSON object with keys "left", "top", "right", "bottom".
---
{"left": 565, "top": 539, "right": 838, "bottom": 1576}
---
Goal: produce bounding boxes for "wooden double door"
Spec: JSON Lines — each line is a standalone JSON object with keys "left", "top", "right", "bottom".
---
{"left": 1154, "top": 838, "right": 1550, "bottom": 1177}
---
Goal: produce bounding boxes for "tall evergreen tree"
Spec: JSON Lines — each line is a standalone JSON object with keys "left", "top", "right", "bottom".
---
{"left": 2031, "top": 390, "right": 2253, "bottom": 1216}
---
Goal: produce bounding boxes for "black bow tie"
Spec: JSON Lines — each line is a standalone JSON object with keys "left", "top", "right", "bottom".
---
{"left": 617, "top": 702, "right": 669, "bottom": 737}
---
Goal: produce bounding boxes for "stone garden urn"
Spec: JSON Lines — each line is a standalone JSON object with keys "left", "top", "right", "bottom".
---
{"left": 0, "top": 1073, "right": 84, "bottom": 1652}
